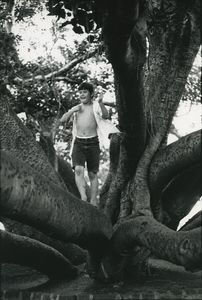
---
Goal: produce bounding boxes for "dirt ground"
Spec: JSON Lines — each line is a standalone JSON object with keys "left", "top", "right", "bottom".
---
{"left": 1, "top": 262, "right": 202, "bottom": 299}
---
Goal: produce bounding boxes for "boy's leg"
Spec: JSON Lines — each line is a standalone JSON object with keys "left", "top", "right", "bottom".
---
{"left": 75, "top": 165, "right": 87, "bottom": 201}
{"left": 88, "top": 171, "right": 99, "bottom": 206}
{"left": 72, "top": 140, "right": 87, "bottom": 201}
{"left": 86, "top": 137, "right": 100, "bottom": 206}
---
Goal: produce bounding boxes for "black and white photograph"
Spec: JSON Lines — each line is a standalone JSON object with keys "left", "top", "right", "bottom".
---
{"left": 0, "top": 0, "right": 201, "bottom": 299}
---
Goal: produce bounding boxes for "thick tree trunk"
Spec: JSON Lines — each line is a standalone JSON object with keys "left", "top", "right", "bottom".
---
{"left": 1, "top": 0, "right": 201, "bottom": 283}
{"left": 102, "top": 0, "right": 200, "bottom": 217}
{"left": 100, "top": 1, "right": 147, "bottom": 221}
{"left": 0, "top": 92, "right": 112, "bottom": 277}
{"left": 0, "top": 150, "right": 112, "bottom": 252}
{"left": 97, "top": 0, "right": 201, "bottom": 281}
{"left": 0, "top": 92, "right": 65, "bottom": 190}
{"left": 130, "top": 0, "right": 200, "bottom": 216}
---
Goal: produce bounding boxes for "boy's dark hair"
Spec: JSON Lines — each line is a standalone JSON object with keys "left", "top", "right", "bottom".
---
{"left": 78, "top": 82, "right": 94, "bottom": 95}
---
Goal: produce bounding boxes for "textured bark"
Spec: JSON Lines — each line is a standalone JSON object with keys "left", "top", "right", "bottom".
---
{"left": 0, "top": 229, "right": 78, "bottom": 279}
{"left": 1, "top": 0, "right": 201, "bottom": 282}
{"left": 102, "top": 0, "right": 200, "bottom": 221}
{"left": 99, "top": 134, "right": 120, "bottom": 210}
{"left": 39, "top": 135, "right": 59, "bottom": 171}
{"left": 149, "top": 130, "right": 201, "bottom": 194}
{"left": 148, "top": 130, "right": 201, "bottom": 223}
{"left": 111, "top": 217, "right": 202, "bottom": 272}
{"left": 0, "top": 94, "right": 65, "bottom": 190}
{"left": 96, "top": 0, "right": 201, "bottom": 281}
{"left": 39, "top": 134, "right": 79, "bottom": 197}
{"left": 97, "top": 217, "right": 202, "bottom": 281}
{"left": 101, "top": 1, "right": 148, "bottom": 222}
{"left": 103, "top": 1, "right": 147, "bottom": 165}
{"left": 0, "top": 150, "right": 112, "bottom": 253}
{"left": 0, "top": 90, "right": 112, "bottom": 278}
{"left": 57, "top": 155, "right": 80, "bottom": 197}
{"left": 103, "top": 133, "right": 131, "bottom": 223}
{"left": 1, "top": 217, "right": 87, "bottom": 266}
{"left": 129, "top": 0, "right": 200, "bottom": 216}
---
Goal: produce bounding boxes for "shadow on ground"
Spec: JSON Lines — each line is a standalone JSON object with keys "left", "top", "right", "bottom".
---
{"left": 1, "top": 263, "right": 202, "bottom": 299}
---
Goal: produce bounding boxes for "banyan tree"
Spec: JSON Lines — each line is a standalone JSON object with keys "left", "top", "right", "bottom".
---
{"left": 0, "top": 0, "right": 201, "bottom": 283}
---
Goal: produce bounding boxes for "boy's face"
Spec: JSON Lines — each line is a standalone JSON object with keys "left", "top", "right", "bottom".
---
{"left": 79, "top": 89, "right": 92, "bottom": 104}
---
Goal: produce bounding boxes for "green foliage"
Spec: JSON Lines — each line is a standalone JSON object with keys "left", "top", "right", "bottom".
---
{"left": 9, "top": 5, "right": 113, "bottom": 124}
{"left": 46, "top": 0, "right": 104, "bottom": 33}
{"left": 14, "top": 0, "right": 45, "bottom": 22}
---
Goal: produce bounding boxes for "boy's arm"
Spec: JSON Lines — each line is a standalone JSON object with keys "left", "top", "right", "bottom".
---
{"left": 53, "top": 104, "right": 81, "bottom": 137}
{"left": 98, "top": 94, "right": 109, "bottom": 119}
{"left": 60, "top": 104, "right": 81, "bottom": 123}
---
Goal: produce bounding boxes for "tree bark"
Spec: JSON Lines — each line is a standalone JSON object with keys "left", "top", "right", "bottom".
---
{"left": 0, "top": 93, "right": 66, "bottom": 190}
{"left": 148, "top": 130, "right": 201, "bottom": 223}
{"left": 149, "top": 130, "right": 201, "bottom": 195}
{"left": 96, "top": 0, "right": 201, "bottom": 281}
{"left": 1, "top": 0, "right": 201, "bottom": 282}
{"left": 112, "top": 216, "right": 201, "bottom": 272}
{"left": 1, "top": 217, "right": 87, "bottom": 266}
{"left": 0, "top": 229, "right": 78, "bottom": 279}
{"left": 0, "top": 150, "right": 112, "bottom": 253}
{"left": 101, "top": 1, "right": 148, "bottom": 221}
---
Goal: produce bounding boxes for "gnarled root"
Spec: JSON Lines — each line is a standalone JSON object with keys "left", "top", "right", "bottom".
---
{"left": 112, "top": 216, "right": 202, "bottom": 272}
{"left": 0, "top": 229, "right": 78, "bottom": 280}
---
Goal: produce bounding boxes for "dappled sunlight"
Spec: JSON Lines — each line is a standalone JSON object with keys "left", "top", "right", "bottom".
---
{"left": 168, "top": 101, "right": 201, "bottom": 145}
{"left": 173, "top": 101, "right": 201, "bottom": 136}
{"left": 13, "top": 10, "right": 87, "bottom": 64}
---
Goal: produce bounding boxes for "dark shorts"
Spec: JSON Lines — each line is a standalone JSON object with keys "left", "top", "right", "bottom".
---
{"left": 72, "top": 136, "right": 100, "bottom": 173}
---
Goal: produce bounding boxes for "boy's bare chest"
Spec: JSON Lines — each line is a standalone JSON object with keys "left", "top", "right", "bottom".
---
{"left": 76, "top": 106, "right": 96, "bottom": 124}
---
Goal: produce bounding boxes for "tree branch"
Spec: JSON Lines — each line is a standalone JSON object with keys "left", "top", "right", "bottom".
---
{"left": 0, "top": 150, "right": 112, "bottom": 253}
{"left": 1, "top": 217, "right": 87, "bottom": 266}
{"left": 111, "top": 216, "right": 202, "bottom": 271}
{"left": 0, "top": 229, "right": 78, "bottom": 279}
{"left": 14, "top": 49, "right": 97, "bottom": 84}
{"left": 149, "top": 130, "right": 201, "bottom": 194}
{"left": 51, "top": 76, "right": 80, "bottom": 83}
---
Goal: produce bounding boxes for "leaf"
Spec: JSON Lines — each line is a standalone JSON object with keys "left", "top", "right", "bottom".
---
{"left": 73, "top": 25, "right": 84, "bottom": 34}
{"left": 59, "top": 20, "right": 71, "bottom": 28}
{"left": 87, "top": 34, "right": 95, "bottom": 43}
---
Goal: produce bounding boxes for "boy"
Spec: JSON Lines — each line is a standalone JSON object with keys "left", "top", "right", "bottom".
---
{"left": 59, "top": 82, "right": 118, "bottom": 206}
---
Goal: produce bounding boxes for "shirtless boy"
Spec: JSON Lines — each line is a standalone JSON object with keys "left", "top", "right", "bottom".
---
{"left": 59, "top": 82, "right": 109, "bottom": 206}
